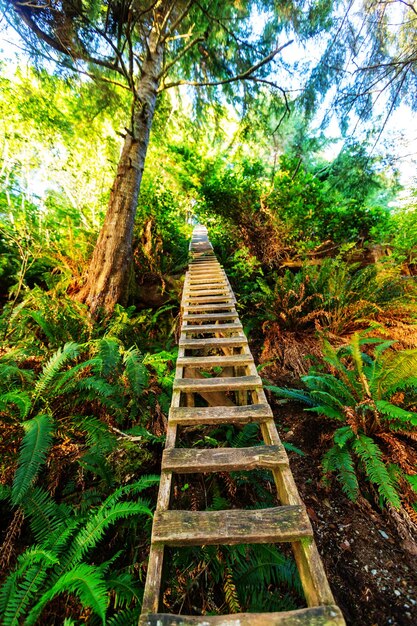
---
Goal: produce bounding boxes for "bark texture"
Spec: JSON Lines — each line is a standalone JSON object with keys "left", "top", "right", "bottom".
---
{"left": 76, "top": 30, "right": 163, "bottom": 315}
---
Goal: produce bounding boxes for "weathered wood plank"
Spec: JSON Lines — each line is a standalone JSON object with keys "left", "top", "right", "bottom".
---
{"left": 152, "top": 506, "right": 312, "bottom": 546}
{"left": 188, "top": 278, "right": 227, "bottom": 285}
{"left": 162, "top": 445, "right": 287, "bottom": 473}
{"left": 182, "top": 313, "right": 238, "bottom": 321}
{"left": 169, "top": 403, "right": 273, "bottom": 425}
{"left": 184, "top": 289, "right": 230, "bottom": 297}
{"left": 179, "top": 337, "right": 246, "bottom": 349}
{"left": 184, "top": 295, "right": 234, "bottom": 303}
{"left": 174, "top": 375, "right": 262, "bottom": 392}
{"left": 141, "top": 605, "right": 345, "bottom": 626}
{"left": 184, "top": 304, "right": 236, "bottom": 312}
{"left": 176, "top": 354, "right": 252, "bottom": 367}
{"left": 182, "top": 323, "right": 242, "bottom": 333}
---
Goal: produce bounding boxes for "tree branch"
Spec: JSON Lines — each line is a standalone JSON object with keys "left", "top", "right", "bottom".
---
{"left": 163, "top": 0, "right": 195, "bottom": 42}
{"left": 160, "top": 39, "right": 293, "bottom": 91}
{"left": 11, "top": 3, "right": 122, "bottom": 74}
{"left": 160, "top": 34, "right": 205, "bottom": 78}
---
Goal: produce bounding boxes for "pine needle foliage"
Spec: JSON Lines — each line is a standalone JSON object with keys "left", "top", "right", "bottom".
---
{"left": 268, "top": 333, "right": 417, "bottom": 509}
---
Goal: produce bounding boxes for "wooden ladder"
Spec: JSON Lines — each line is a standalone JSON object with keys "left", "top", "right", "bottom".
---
{"left": 140, "top": 226, "right": 345, "bottom": 626}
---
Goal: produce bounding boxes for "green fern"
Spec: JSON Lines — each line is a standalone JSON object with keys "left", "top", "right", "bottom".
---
{"left": 22, "top": 486, "right": 72, "bottom": 543}
{"left": 375, "top": 400, "right": 417, "bottom": 426}
{"left": 322, "top": 445, "right": 359, "bottom": 501}
{"left": 34, "top": 342, "right": 79, "bottom": 401}
{"left": 353, "top": 434, "right": 401, "bottom": 507}
{"left": 94, "top": 337, "right": 122, "bottom": 377}
{"left": 26, "top": 564, "right": 108, "bottom": 625}
{"left": 123, "top": 347, "right": 149, "bottom": 397}
{"left": 265, "top": 385, "right": 315, "bottom": 405}
{"left": 0, "top": 391, "right": 31, "bottom": 419}
{"left": 12, "top": 414, "right": 54, "bottom": 505}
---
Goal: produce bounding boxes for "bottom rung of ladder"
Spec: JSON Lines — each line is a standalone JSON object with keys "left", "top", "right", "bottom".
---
{"left": 141, "top": 605, "right": 345, "bottom": 625}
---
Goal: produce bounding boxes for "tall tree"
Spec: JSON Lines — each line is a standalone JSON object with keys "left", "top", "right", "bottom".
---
{"left": 4, "top": 0, "right": 314, "bottom": 314}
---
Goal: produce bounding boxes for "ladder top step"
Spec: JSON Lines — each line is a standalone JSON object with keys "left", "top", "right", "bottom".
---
{"left": 141, "top": 606, "right": 345, "bottom": 625}
{"left": 176, "top": 354, "right": 252, "bottom": 367}
{"left": 162, "top": 445, "right": 288, "bottom": 473}
{"left": 152, "top": 505, "right": 312, "bottom": 546}
{"left": 169, "top": 403, "right": 273, "bottom": 425}
{"left": 179, "top": 337, "right": 247, "bottom": 349}
{"left": 174, "top": 375, "right": 262, "bottom": 392}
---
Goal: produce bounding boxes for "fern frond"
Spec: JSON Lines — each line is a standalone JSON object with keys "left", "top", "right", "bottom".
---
{"left": 72, "top": 415, "right": 117, "bottom": 454}
{"left": 378, "top": 349, "right": 417, "bottom": 396}
{"left": 0, "top": 549, "right": 57, "bottom": 625}
{"left": 266, "top": 386, "right": 314, "bottom": 406}
{"left": 57, "top": 501, "right": 153, "bottom": 575}
{"left": 306, "top": 405, "right": 344, "bottom": 420}
{"left": 123, "top": 348, "right": 149, "bottom": 397}
{"left": 26, "top": 563, "right": 108, "bottom": 625}
{"left": 224, "top": 567, "right": 240, "bottom": 613}
{"left": 0, "top": 391, "right": 31, "bottom": 419}
{"left": 353, "top": 434, "right": 401, "bottom": 507}
{"left": 105, "top": 572, "right": 140, "bottom": 608}
{"left": 302, "top": 373, "right": 357, "bottom": 405}
{"left": 94, "top": 337, "right": 122, "bottom": 377}
{"left": 322, "top": 445, "right": 359, "bottom": 501}
{"left": 384, "top": 376, "right": 417, "bottom": 395}
{"left": 12, "top": 415, "right": 54, "bottom": 506}
{"left": 107, "top": 605, "right": 141, "bottom": 626}
{"left": 334, "top": 426, "right": 356, "bottom": 448}
{"left": 34, "top": 342, "right": 79, "bottom": 401}
{"left": 375, "top": 401, "right": 417, "bottom": 426}
{"left": 22, "top": 486, "right": 70, "bottom": 543}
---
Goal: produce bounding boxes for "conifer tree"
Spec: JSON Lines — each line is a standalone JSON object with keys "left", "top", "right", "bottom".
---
{"left": 5, "top": 0, "right": 308, "bottom": 314}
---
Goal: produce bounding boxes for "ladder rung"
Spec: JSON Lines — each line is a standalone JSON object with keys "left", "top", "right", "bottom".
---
{"left": 184, "top": 304, "right": 236, "bottom": 311}
{"left": 184, "top": 296, "right": 234, "bottom": 303}
{"left": 162, "top": 445, "right": 287, "bottom": 473}
{"left": 152, "top": 506, "right": 312, "bottom": 546}
{"left": 187, "top": 282, "right": 228, "bottom": 288}
{"left": 188, "top": 279, "right": 227, "bottom": 285}
{"left": 182, "top": 313, "right": 238, "bottom": 321}
{"left": 174, "top": 375, "right": 261, "bottom": 393}
{"left": 169, "top": 403, "right": 273, "bottom": 425}
{"left": 177, "top": 354, "right": 252, "bottom": 367}
{"left": 182, "top": 323, "right": 242, "bottom": 333}
{"left": 179, "top": 337, "right": 246, "bottom": 349}
{"left": 141, "top": 606, "right": 345, "bottom": 625}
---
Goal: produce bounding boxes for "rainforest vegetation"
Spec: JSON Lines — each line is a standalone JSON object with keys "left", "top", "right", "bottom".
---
{"left": 0, "top": 1, "right": 416, "bottom": 624}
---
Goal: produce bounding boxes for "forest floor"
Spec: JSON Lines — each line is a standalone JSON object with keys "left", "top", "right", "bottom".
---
{"left": 268, "top": 394, "right": 417, "bottom": 626}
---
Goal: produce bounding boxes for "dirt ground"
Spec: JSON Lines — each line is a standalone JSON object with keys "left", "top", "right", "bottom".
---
{"left": 272, "top": 398, "right": 417, "bottom": 626}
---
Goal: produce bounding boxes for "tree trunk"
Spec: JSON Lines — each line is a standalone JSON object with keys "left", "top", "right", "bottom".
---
{"left": 75, "top": 31, "right": 163, "bottom": 316}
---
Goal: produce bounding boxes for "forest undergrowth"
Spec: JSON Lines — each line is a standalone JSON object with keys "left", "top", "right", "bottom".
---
{"left": 1, "top": 54, "right": 417, "bottom": 624}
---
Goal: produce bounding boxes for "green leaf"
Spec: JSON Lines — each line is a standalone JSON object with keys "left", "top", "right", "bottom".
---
{"left": 12, "top": 415, "right": 54, "bottom": 506}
